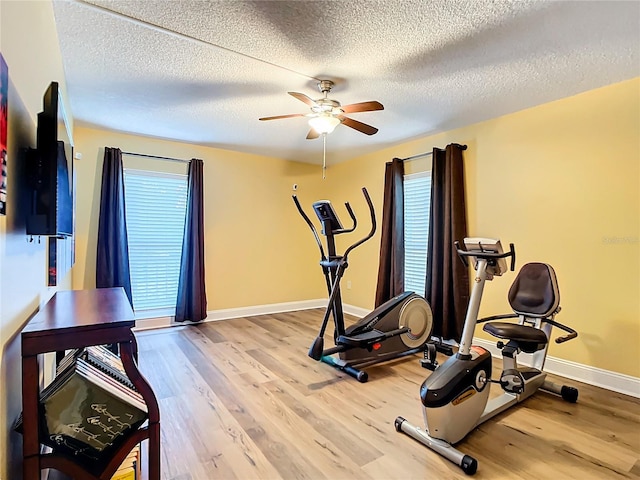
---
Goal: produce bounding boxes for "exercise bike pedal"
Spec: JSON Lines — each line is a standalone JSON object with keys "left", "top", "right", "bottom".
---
{"left": 420, "top": 358, "right": 439, "bottom": 371}
{"left": 420, "top": 343, "right": 439, "bottom": 371}
{"left": 500, "top": 369, "right": 524, "bottom": 394}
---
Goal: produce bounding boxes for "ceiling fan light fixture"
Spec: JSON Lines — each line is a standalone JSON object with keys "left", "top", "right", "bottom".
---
{"left": 308, "top": 114, "right": 341, "bottom": 134}
{"left": 261, "top": 80, "right": 382, "bottom": 138}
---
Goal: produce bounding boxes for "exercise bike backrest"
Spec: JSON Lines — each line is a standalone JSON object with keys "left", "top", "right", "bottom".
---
{"left": 508, "top": 262, "right": 560, "bottom": 318}
{"left": 292, "top": 187, "right": 377, "bottom": 266}
{"left": 482, "top": 262, "right": 578, "bottom": 346}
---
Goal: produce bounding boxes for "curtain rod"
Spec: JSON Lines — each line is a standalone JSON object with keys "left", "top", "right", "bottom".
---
{"left": 122, "top": 151, "right": 190, "bottom": 164}
{"left": 400, "top": 143, "right": 468, "bottom": 162}
{"left": 402, "top": 151, "right": 432, "bottom": 162}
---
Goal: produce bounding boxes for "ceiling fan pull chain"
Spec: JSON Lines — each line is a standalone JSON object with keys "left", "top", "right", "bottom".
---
{"left": 322, "top": 133, "right": 327, "bottom": 179}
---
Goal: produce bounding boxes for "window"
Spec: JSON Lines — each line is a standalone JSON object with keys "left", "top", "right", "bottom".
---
{"left": 124, "top": 169, "right": 188, "bottom": 316}
{"left": 403, "top": 171, "right": 431, "bottom": 295}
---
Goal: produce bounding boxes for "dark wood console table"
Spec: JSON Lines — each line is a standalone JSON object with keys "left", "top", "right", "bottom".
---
{"left": 21, "top": 288, "right": 160, "bottom": 479}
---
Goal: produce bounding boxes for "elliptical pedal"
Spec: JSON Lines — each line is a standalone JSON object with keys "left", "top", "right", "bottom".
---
{"left": 336, "top": 329, "right": 386, "bottom": 347}
{"left": 337, "top": 326, "right": 412, "bottom": 348}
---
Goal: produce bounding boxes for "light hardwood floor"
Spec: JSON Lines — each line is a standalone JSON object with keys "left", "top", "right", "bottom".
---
{"left": 133, "top": 309, "right": 640, "bottom": 480}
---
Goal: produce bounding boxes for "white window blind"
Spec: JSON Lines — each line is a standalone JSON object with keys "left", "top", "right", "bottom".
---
{"left": 404, "top": 171, "right": 431, "bottom": 296}
{"left": 123, "top": 169, "right": 188, "bottom": 315}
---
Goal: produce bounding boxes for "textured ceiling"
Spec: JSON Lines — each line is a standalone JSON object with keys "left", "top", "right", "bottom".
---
{"left": 52, "top": 0, "right": 640, "bottom": 164}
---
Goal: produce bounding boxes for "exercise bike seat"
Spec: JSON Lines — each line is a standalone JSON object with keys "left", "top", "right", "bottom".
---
{"left": 483, "top": 322, "right": 548, "bottom": 352}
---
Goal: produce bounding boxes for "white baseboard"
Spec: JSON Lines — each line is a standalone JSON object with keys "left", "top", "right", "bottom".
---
{"left": 473, "top": 337, "right": 640, "bottom": 399}
{"left": 133, "top": 299, "right": 326, "bottom": 331}
{"left": 133, "top": 299, "right": 639, "bottom": 399}
{"left": 133, "top": 316, "right": 174, "bottom": 331}
{"left": 206, "top": 298, "right": 327, "bottom": 321}
{"left": 343, "top": 304, "right": 371, "bottom": 318}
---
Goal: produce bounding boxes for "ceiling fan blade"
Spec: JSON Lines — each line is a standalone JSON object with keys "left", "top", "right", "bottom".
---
{"left": 340, "top": 101, "right": 384, "bottom": 114}
{"left": 288, "top": 92, "right": 317, "bottom": 107}
{"left": 259, "top": 113, "right": 306, "bottom": 121}
{"left": 339, "top": 116, "right": 379, "bottom": 135}
{"left": 306, "top": 128, "right": 320, "bottom": 140}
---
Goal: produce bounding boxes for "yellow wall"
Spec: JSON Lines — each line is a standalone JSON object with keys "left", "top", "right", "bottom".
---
{"left": 72, "top": 127, "right": 327, "bottom": 310}
{"left": 324, "top": 78, "right": 640, "bottom": 378}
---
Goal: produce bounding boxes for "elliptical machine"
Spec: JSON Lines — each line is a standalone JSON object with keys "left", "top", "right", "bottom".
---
{"left": 293, "top": 187, "right": 434, "bottom": 383}
{"left": 395, "top": 238, "right": 578, "bottom": 475}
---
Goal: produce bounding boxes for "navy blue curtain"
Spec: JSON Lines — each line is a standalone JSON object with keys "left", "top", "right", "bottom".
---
{"left": 375, "top": 158, "right": 405, "bottom": 307}
{"left": 96, "top": 147, "right": 132, "bottom": 305}
{"left": 425, "top": 143, "right": 469, "bottom": 341}
{"left": 175, "top": 158, "right": 207, "bottom": 322}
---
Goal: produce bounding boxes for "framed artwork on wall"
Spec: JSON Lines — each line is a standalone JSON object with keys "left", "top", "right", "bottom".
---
{"left": 1, "top": 53, "right": 8, "bottom": 215}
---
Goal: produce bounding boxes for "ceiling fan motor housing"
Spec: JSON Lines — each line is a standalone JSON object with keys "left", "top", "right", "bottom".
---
{"left": 312, "top": 98, "right": 342, "bottom": 114}
{"left": 317, "top": 80, "right": 335, "bottom": 94}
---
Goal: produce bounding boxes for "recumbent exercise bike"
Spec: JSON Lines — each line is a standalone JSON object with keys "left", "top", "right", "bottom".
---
{"left": 395, "top": 237, "right": 578, "bottom": 475}
{"left": 293, "top": 187, "right": 434, "bottom": 382}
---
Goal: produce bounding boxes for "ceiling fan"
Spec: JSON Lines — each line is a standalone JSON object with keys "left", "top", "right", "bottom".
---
{"left": 259, "top": 80, "right": 384, "bottom": 139}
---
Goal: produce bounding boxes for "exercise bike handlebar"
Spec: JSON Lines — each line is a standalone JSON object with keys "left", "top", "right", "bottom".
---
{"left": 546, "top": 318, "right": 578, "bottom": 343}
{"left": 455, "top": 241, "right": 517, "bottom": 272}
{"left": 342, "top": 188, "right": 377, "bottom": 260}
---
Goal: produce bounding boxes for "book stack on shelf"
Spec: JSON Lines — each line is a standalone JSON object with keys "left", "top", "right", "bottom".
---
{"left": 16, "top": 345, "right": 148, "bottom": 469}
{"left": 111, "top": 444, "right": 141, "bottom": 480}
{"left": 56, "top": 345, "right": 136, "bottom": 390}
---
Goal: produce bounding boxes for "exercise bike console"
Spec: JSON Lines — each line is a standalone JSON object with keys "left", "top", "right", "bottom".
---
{"left": 457, "top": 237, "right": 515, "bottom": 279}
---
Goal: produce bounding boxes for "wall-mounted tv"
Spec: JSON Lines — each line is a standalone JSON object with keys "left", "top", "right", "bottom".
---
{"left": 27, "top": 81, "right": 74, "bottom": 237}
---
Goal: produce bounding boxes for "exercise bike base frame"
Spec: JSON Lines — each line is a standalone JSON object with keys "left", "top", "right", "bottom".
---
{"left": 394, "top": 417, "right": 478, "bottom": 475}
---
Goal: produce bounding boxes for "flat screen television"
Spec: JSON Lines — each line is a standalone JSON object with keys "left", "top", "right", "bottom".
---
{"left": 27, "top": 82, "right": 74, "bottom": 237}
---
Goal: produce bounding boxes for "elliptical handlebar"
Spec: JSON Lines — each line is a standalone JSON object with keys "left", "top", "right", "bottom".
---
{"left": 342, "top": 188, "right": 377, "bottom": 260}
{"left": 292, "top": 194, "right": 326, "bottom": 262}
{"left": 339, "top": 202, "right": 357, "bottom": 234}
